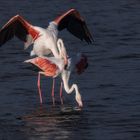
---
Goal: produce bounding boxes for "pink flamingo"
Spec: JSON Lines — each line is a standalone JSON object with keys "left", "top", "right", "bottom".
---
{"left": 25, "top": 39, "right": 88, "bottom": 107}
{"left": 0, "top": 9, "right": 93, "bottom": 63}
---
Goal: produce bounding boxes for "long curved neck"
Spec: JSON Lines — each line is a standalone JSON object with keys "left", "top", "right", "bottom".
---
{"left": 61, "top": 70, "right": 82, "bottom": 107}
{"left": 57, "top": 38, "right": 68, "bottom": 64}
{"left": 64, "top": 80, "right": 78, "bottom": 94}
{"left": 61, "top": 70, "right": 79, "bottom": 97}
{"left": 57, "top": 38, "right": 66, "bottom": 57}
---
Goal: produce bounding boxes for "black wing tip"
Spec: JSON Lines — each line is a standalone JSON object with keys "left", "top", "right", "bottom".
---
{"left": 85, "top": 36, "right": 94, "bottom": 44}
{"left": 85, "top": 33, "right": 94, "bottom": 44}
{"left": 87, "top": 40, "right": 93, "bottom": 44}
{"left": 90, "top": 36, "right": 94, "bottom": 44}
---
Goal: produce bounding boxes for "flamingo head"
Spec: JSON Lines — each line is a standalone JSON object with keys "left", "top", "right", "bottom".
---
{"left": 76, "top": 54, "right": 88, "bottom": 74}
{"left": 75, "top": 93, "right": 83, "bottom": 107}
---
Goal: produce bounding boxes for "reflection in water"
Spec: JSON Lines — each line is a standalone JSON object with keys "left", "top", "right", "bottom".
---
{"left": 22, "top": 105, "right": 83, "bottom": 140}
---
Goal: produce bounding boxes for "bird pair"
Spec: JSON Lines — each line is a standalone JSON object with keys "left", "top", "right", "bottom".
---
{"left": 25, "top": 41, "right": 88, "bottom": 108}
{"left": 0, "top": 9, "right": 93, "bottom": 107}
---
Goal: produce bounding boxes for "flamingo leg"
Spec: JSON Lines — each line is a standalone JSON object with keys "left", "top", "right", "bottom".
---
{"left": 52, "top": 78, "right": 55, "bottom": 106}
{"left": 60, "top": 82, "right": 64, "bottom": 105}
{"left": 37, "top": 72, "right": 43, "bottom": 104}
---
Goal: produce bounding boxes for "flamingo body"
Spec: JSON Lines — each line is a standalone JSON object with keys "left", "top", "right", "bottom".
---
{"left": 30, "top": 23, "right": 59, "bottom": 57}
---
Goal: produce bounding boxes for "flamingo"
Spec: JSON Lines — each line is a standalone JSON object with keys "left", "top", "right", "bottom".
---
{"left": 24, "top": 39, "right": 88, "bottom": 107}
{"left": 0, "top": 9, "right": 93, "bottom": 64}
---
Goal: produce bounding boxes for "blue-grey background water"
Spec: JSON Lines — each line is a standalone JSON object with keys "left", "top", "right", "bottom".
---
{"left": 0, "top": 0, "right": 140, "bottom": 140}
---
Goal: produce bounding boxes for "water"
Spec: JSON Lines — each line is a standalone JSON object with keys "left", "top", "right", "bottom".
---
{"left": 0, "top": 0, "right": 140, "bottom": 140}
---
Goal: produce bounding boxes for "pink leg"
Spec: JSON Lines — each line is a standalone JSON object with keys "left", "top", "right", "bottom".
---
{"left": 60, "top": 82, "right": 64, "bottom": 105}
{"left": 37, "top": 72, "right": 43, "bottom": 104}
{"left": 52, "top": 78, "right": 55, "bottom": 106}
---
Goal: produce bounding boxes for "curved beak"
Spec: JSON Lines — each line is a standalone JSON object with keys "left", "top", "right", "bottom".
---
{"left": 76, "top": 94, "right": 83, "bottom": 108}
{"left": 78, "top": 100, "right": 83, "bottom": 108}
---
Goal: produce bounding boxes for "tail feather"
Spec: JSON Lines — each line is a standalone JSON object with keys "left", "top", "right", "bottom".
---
{"left": 24, "top": 59, "right": 32, "bottom": 63}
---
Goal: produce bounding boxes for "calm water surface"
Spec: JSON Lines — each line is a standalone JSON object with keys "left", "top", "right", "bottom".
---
{"left": 0, "top": 0, "right": 140, "bottom": 140}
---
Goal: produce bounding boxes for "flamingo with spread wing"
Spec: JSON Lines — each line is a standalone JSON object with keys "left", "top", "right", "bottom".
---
{"left": 0, "top": 9, "right": 93, "bottom": 63}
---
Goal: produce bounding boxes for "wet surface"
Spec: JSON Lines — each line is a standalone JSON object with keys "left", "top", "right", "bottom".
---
{"left": 0, "top": 0, "right": 140, "bottom": 140}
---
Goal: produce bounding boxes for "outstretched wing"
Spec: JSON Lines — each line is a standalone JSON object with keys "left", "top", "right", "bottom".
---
{"left": 0, "top": 15, "right": 40, "bottom": 47}
{"left": 54, "top": 9, "right": 93, "bottom": 44}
